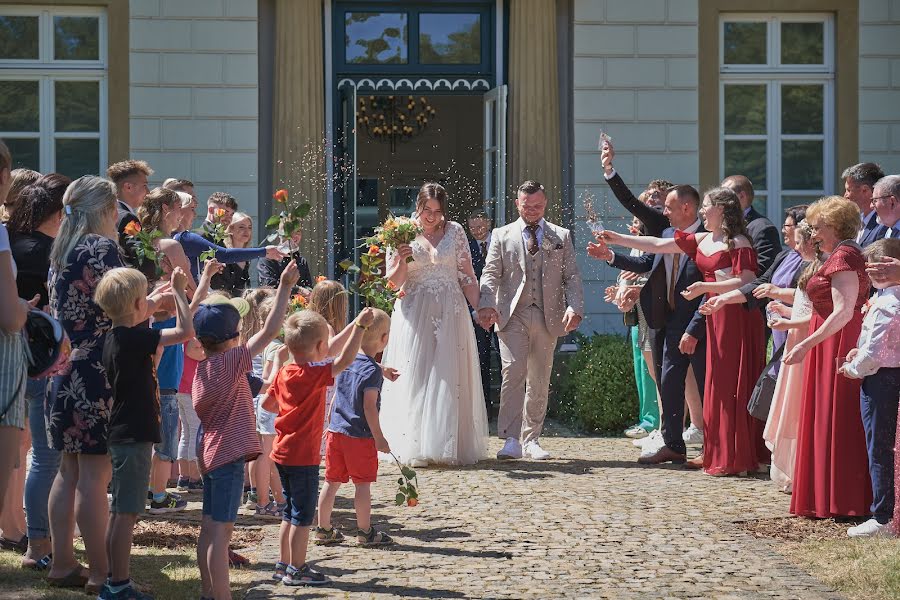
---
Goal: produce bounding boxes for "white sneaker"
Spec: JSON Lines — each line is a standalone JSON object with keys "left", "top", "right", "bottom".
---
{"left": 497, "top": 437, "right": 522, "bottom": 460}
{"left": 639, "top": 431, "right": 666, "bottom": 457}
{"left": 682, "top": 424, "right": 704, "bottom": 444}
{"left": 847, "top": 518, "right": 889, "bottom": 537}
{"left": 624, "top": 425, "right": 649, "bottom": 439}
{"left": 523, "top": 439, "right": 551, "bottom": 460}
{"left": 634, "top": 429, "right": 662, "bottom": 448}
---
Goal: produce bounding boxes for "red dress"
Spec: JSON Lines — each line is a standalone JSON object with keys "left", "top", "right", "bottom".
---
{"left": 675, "top": 232, "right": 767, "bottom": 475}
{"left": 790, "top": 243, "right": 871, "bottom": 518}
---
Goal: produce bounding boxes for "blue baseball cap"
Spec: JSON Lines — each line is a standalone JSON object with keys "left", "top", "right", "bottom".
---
{"left": 193, "top": 296, "right": 249, "bottom": 343}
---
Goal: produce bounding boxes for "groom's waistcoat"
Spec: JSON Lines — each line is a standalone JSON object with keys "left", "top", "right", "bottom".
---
{"left": 515, "top": 248, "right": 545, "bottom": 313}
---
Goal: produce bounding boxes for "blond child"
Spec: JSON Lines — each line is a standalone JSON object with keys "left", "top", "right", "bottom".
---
{"left": 261, "top": 306, "right": 376, "bottom": 586}
{"left": 316, "top": 309, "right": 394, "bottom": 547}
{"left": 192, "top": 261, "right": 299, "bottom": 600}
{"left": 94, "top": 266, "right": 194, "bottom": 600}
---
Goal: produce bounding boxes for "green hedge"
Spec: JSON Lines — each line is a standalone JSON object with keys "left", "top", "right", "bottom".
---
{"left": 549, "top": 333, "right": 638, "bottom": 434}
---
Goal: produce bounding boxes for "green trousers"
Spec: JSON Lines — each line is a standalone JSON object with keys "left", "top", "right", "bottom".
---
{"left": 631, "top": 326, "right": 660, "bottom": 431}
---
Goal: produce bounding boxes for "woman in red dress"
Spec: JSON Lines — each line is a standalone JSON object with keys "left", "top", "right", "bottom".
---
{"left": 601, "top": 187, "right": 766, "bottom": 475}
{"left": 784, "top": 195, "right": 871, "bottom": 518}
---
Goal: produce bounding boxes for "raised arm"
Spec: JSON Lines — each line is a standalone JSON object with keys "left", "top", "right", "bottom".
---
{"left": 601, "top": 230, "right": 683, "bottom": 255}
{"left": 247, "top": 260, "right": 299, "bottom": 357}
{"left": 601, "top": 141, "right": 670, "bottom": 236}
{"left": 159, "top": 267, "right": 195, "bottom": 347}
{"left": 190, "top": 259, "right": 224, "bottom": 312}
{"left": 331, "top": 307, "right": 374, "bottom": 375}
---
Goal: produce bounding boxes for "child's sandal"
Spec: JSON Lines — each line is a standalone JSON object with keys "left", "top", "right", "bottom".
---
{"left": 314, "top": 526, "right": 345, "bottom": 546}
{"left": 271, "top": 561, "right": 288, "bottom": 581}
{"left": 357, "top": 527, "right": 394, "bottom": 547}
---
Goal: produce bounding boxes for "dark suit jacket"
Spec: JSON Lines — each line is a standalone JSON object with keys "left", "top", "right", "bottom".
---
{"left": 257, "top": 253, "right": 312, "bottom": 290}
{"left": 739, "top": 248, "right": 807, "bottom": 309}
{"left": 469, "top": 237, "right": 488, "bottom": 280}
{"left": 605, "top": 171, "right": 669, "bottom": 237}
{"left": 744, "top": 207, "right": 782, "bottom": 276}
{"left": 859, "top": 218, "right": 888, "bottom": 248}
{"left": 609, "top": 227, "right": 707, "bottom": 341}
{"left": 116, "top": 201, "right": 158, "bottom": 281}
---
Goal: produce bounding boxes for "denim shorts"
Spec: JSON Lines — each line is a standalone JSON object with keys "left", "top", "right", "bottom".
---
{"left": 276, "top": 464, "right": 319, "bottom": 527}
{"left": 254, "top": 395, "right": 277, "bottom": 435}
{"left": 202, "top": 459, "right": 246, "bottom": 523}
{"left": 153, "top": 393, "right": 179, "bottom": 462}
{"left": 110, "top": 442, "right": 153, "bottom": 514}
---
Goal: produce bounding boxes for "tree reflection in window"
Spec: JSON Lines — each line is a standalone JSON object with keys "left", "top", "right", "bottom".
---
{"left": 419, "top": 14, "right": 480, "bottom": 64}
{"left": 345, "top": 12, "right": 408, "bottom": 64}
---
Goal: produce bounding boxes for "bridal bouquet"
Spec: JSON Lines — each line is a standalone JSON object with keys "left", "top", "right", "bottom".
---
{"left": 366, "top": 215, "right": 422, "bottom": 264}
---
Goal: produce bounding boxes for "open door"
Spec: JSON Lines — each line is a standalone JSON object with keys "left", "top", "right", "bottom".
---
{"left": 337, "top": 84, "right": 358, "bottom": 309}
{"left": 483, "top": 85, "right": 508, "bottom": 224}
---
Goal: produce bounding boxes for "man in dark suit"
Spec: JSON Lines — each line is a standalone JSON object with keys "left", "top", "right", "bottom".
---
{"left": 107, "top": 159, "right": 158, "bottom": 281}
{"left": 842, "top": 162, "right": 887, "bottom": 248}
{"left": 467, "top": 209, "right": 495, "bottom": 408}
{"left": 588, "top": 185, "right": 707, "bottom": 464}
{"left": 721, "top": 175, "right": 782, "bottom": 275}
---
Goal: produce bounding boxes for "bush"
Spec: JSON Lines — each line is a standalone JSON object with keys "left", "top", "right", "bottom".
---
{"left": 549, "top": 333, "right": 638, "bottom": 434}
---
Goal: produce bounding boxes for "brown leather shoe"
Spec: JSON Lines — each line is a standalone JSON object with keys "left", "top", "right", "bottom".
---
{"left": 684, "top": 454, "right": 704, "bottom": 470}
{"left": 637, "top": 446, "right": 687, "bottom": 465}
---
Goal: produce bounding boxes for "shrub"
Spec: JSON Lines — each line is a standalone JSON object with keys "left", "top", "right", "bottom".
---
{"left": 549, "top": 333, "right": 638, "bottom": 434}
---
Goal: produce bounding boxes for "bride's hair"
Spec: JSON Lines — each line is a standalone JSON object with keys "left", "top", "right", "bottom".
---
{"left": 416, "top": 182, "right": 448, "bottom": 228}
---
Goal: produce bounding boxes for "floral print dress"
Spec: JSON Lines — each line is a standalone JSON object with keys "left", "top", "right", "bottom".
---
{"left": 49, "top": 234, "right": 123, "bottom": 454}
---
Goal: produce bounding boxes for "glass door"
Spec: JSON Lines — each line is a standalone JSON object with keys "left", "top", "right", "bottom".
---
{"left": 483, "top": 84, "right": 507, "bottom": 224}
{"left": 337, "top": 83, "right": 358, "bottom": 306}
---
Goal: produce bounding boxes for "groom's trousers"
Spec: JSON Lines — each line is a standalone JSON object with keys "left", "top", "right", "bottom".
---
{"left": 496, "top": 304, "right": 557, "bottom": 444}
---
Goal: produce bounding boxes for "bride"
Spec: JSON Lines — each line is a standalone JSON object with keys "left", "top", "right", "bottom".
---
{"left": 379, "top": 182, "right": 489, "bottom": 466}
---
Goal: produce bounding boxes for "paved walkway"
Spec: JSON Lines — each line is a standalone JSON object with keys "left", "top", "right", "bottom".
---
{"left": 239, "top": 436, "right": 843, "bottom": 599}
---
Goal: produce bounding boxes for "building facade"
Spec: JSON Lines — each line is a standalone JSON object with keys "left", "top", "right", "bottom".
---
{"left": 1, "top": 0, "right": 898, "bottom": 332}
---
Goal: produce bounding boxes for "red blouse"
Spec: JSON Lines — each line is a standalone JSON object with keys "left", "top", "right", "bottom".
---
{"left": 806, "top": 243, "right": 869, "bottom": 316}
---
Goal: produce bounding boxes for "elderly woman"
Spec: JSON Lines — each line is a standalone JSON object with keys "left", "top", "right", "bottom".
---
{"left": 784, "top": 196, "right": 872, "bottom": 518}
{"left": 6, "top": 174, "right": 68, "bottom": 568}
{"left": 46, "top": 176, "right": 168, "bottom": 593}
{"left": 0, "top": 141, "right": 32, "bottom": 532}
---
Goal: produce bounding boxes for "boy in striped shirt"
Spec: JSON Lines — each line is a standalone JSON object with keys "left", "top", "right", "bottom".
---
{"left": 191, "top": 261, "right": 299, "bottom": 600}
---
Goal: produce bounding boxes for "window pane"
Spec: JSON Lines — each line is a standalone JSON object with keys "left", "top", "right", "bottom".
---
{"left": 55, "top": 81, "right": 100, "bottom": 132}
{"left": 781, "top": 22, "right": 823, "bottom": 64}
{"left": 0, "top": 16, "right": 38, "bottom": 59}
{"left": 345, "top": 12, "right": 408, "bottom": 65}
{"left": 782, "top": 141, "right": 823, "bottom": 189}
{"left": 55, "top": 138, "right": 99, "bottom": 179}
{"left": 5, "top": 138, "right": 40, "bottom": 171}
{"left": 723, "top": 22, "right": 766, "bottom": 64}
{"left": 54, "top": 16, "right": 100, "bottom": 61}
{"left": 781, "top": 85, "right": 823, "bottom": 134}
{"left": 0, "top": 81, "right": 39, "bottom": 131}
{"left": 419, "top": 13, "right": 481, "bottom": 64}
{"left": 724, "top": 85, "right": 766, "bottom": 134}
{"left": 752, "top": 194, "right": 767, "bottom": 216}
{"left": 724, "top": 140, "right": 767, "bottom": 189}
{"left": 782, "top": 195, "right": 819, "bottom": 209}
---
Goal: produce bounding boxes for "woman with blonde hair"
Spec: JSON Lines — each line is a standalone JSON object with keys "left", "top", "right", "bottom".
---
{"left": 46, "top": 176, "right": 168, "bottom": 593}
{"left": 785, "top": 196, "right": 872, "bottom": 518}
{"left": 210, "top": 211, "right": 253, "bottom": 297}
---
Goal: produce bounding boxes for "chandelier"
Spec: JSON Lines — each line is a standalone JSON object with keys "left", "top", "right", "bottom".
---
{"left": 357, "top": 95, "right": 437, "bottom": 153}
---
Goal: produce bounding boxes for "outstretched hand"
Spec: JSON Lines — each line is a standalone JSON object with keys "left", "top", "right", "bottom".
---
{"left": 586, "top": 240, "right": 613, "bottom": 261}
{"left": 477, "top": 307, "right": 498, "bottom": 330}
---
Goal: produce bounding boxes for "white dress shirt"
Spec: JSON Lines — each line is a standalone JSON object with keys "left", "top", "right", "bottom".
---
{"left": 844, "top": 285, "right": 900, "bottom": 378}
{"left": 857, "top": 210, "right": 877, "bottom": 243}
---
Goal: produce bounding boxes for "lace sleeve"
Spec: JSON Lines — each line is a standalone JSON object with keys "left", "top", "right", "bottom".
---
{"left": 453, "top": 222, "right": 478, "bottom": 286}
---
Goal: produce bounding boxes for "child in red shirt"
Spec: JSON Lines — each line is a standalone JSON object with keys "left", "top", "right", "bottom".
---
{"left": 262, "top": 306, "right": 376, "bottom": 586}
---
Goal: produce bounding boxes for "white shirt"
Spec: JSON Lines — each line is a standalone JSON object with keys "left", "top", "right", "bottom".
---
{"left": 663, "top": 219, "right": 702, "bottom": 296}
{"left": 844, "top": 286, "right": 900, "bottom": 378}
{"left": 519, "top": 218, "right": 545, "bottom": 248}
{"left": 856, "top": 210, "right": 877, "bottom": 243}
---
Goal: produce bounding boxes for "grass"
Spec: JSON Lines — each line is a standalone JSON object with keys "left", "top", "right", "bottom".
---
{"left": 739, "top": 516, "right": 900, "bottom": 600}
{"left": 0, "top": 518, "right": 271, "bottom": 599}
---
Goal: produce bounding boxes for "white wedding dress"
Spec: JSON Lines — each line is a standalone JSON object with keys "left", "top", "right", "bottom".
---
{"left": 379, "top": 221, "right": 489, "bottom": 466}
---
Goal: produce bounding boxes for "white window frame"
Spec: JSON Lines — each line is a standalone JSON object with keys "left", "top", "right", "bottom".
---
{"left": 719, "top": 14, "right": 834, "bottom": 222}
{"left": 0, "top": 6, "right": 107, "bottom": 174}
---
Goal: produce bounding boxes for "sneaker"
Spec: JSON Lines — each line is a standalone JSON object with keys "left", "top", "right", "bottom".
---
{"left": 147, "top": 492, "right": 187, "bottom": 514}
{"left": 146, "top": 490, "right": 182, "bottom": 501}
{"left": 633, "top": 429, "right": 661, "bottom": 448}
{"left": 847, "top": 518, "right": 889, "bottom": 537}
{"left": 243, "top": 491, "right": 258, "bottom": 510}
{"left": 639, "top": 432, "right": 666, "bottom": 457}
{"left": 282, "top": 563, "right": 330, "bottom": 586}
{"left": 357, "top": 527, "right": 394, "bottom": 547}
{"left": 97, "top": 582, "right": 153, "bottom": 600}
{"left": 314, "top": 526, "right": 345, "bottom": 545}
{"left": 682, "top": 424, "right": 704, "bottom": 445}
{"left": 522, "top": 439, "right": 551, "bottom": 460}
{"left": 176, "top": 477, "right": 190, "bottom": 493}
{"left": 497, "top": 437, "right": 522, "bottom": 460}
{"left": 624, "top": 425, "right": 649, "bottom": 439}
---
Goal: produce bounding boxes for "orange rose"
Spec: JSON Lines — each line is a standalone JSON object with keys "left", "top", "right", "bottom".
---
{"left": 316, "top": 275, "right": 327, "bottom": 283}
{"left": 123, "top": 221, "right": 142, "bottom": 237}
{"left": 295, "top": 294, "right": 307, "bottom": 306}
{"left": 274, "top": 189, "right": 288, "bottom": 203}
{"left": 214, "top": 208, "right": 226, "bottom": 218}
{"left": 368, "top": 245, "right": 380, "bottom": 256}
{"left": 386, "top": 280, "right": 397, "bottom": 290}
{"left": 407, "top": 498, "right": 418, "bottom": 507}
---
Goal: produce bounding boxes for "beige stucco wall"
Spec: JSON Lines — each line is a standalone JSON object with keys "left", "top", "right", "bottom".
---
{"left": 858, "top": 0, "right": 900, "bottom": 173}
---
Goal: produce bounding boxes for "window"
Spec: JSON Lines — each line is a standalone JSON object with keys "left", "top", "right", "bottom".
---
{"left": 0, "top": 7, "right": 106, "bottom": 178}
{"left": 720, "top": 15, "right": 833, "bottom": 216}
{"left": 419, "top": 13, "right": 481, "bottom": 65}
{"left": 345, "top": 12, "right": 408, "bottom": 65}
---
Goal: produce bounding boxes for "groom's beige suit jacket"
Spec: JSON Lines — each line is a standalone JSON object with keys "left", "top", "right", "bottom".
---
{"left": 478, "top": 218, "right": 584, "bottom": 337}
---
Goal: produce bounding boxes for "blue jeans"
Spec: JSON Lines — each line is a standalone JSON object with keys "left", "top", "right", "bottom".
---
{"left": 154, "top": 393, "right": 179, "bottom": 462}
{"left": 202, "top": 459, "right": 246, "bottom": 523}
{"left": 24, "top": 378, "right": 60, "bottom": 540}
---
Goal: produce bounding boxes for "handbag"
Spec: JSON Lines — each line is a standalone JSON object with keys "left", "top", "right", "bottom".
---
{"left": 747, "top": 344, "right": 785, "bottom": 421}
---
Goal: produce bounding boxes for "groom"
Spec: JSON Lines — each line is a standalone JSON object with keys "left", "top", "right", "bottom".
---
{"left": 477, "top": 181, "right": 584, "bottom": 460}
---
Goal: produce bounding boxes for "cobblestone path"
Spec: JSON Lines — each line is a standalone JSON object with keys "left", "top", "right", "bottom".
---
{"left": 240, "top": 436, "right": 843, "bottom": 599}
